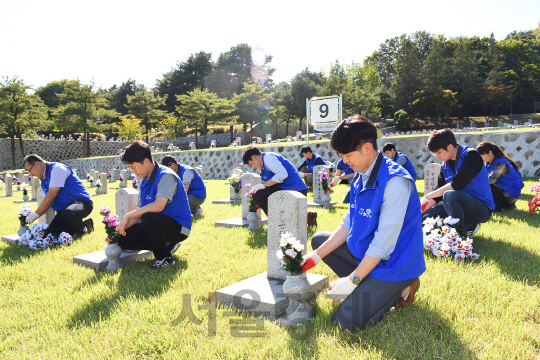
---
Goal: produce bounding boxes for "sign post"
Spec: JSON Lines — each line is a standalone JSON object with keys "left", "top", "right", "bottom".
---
{"left": 306, "top": 95, "right": 342, "bottom": 141}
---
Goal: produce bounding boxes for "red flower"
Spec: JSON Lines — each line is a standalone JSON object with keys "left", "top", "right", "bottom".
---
{"left": 529, "top": 200, "right": 535, "bottom": 213}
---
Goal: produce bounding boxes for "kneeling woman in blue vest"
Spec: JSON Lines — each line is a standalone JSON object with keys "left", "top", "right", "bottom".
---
{"left": 476, "top": 142, "right": 524, "bottom": 212}
{"left": 111, "top": 141, "right": 192, "bottom": 269}
{"left": 23, "top": 154, "right": 94, "bottom": 237}
{"left": 242, "top": 146, "right": 308, "bottom": 216}
{"left": 161, "top": 155, "right": 206, "bottom": 216}
{"left": 301, "top": 116, "right": 425, "bottom": 332}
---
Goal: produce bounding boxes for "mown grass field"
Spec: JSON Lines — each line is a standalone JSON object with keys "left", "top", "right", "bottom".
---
{"left": 0, "top": 178, "right": 539, "bottom": 359}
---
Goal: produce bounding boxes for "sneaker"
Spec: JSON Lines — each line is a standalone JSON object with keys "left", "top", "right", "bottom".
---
{"left": 83, "top": 218, "right": 94, "bottom": 234}
{"left": 194, "top": 206, "right": 203, "bottom": 216}
{"left": 151, "top": 257, "right": 175, "bottom": 269}
{"left": 170, "top": 242, "right": 181, "bottom": 255}
{"left": 465, "top": 223, "right": 480, "bottom": 238}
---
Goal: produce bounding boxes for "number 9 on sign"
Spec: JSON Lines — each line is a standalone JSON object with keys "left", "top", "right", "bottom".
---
{"left": 309, "top": 97, "right": 339, "bottom": 124}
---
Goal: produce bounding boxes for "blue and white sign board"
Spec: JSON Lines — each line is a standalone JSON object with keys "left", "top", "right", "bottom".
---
{"left": 314, "top": 124, "right": 338, "bottom": 133}
{"left": 309, "top": 96, "right": 340, "bottom": 125}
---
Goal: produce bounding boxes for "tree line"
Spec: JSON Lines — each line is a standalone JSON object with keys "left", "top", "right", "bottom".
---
{"left": 1, "top": 24, "right": 539, "bottom": 168}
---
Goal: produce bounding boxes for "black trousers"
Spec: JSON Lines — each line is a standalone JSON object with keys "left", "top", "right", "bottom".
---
{"left": 252, "top": 186, "right": 308, "bottom": 216}
{"left": 312, "top": 232, "right": 416, "bottom": 332}
{"left": 491, "top": 184, "right": 516, "bottom": 211}
{"left": 118, "top": 212, "right": 189, "bottom": 261}
{"left": 47, "top": 200, "right": 93, "bottom": 236}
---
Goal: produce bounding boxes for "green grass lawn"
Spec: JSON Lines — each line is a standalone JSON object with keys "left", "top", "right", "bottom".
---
{"left": 1, "top": 179, "right": 539, "bottom": 359}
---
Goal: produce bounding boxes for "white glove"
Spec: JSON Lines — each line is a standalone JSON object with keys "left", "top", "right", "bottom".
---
{"left": 325, "top": 276, "right": 358, "bottom": 303}
{"left": 300, "top": 251, "right": 322, "bottom": 272}
{"left": 251, "top": 183, "right": 266, "bottom": 193}
{"left": 331, "top": 176, "right": 341, "bottom": 186}
{"left": 26, "top": 212, "right": 40, "bottom": 224}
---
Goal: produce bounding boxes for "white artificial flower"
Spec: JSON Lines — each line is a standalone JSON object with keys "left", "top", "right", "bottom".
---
{"left": 285, "top": 248, "right": 297, "bottom": 259}
{"left": 279, "top": 237, "right": 288, "bottom": 248}
{"left": 28, "top": 240, "right": 37, "bottom": 250}
{"left": 276, "top": 249, "right": 284, "bottom": 259}
{"left": 423, "top": 217, "right": 436, "bottom": 226}
{"left": 435, "top": 216, "right": 443, "bottom": 228}
{"left": 471, "top": 253, "right": 480, "bottom": 260}
{"left": 443, "top": 216, "right": 460, "bottom": 225}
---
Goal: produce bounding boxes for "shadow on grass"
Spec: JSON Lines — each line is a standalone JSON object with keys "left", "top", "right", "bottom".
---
{"left": 473, "top": 235, "right": 540, "bottom": 286}
{"left": 0, "top": 242, "right": 67, "bottom": 267}
{"left": 69, "top": 256, "right": 188, "bottom": 327}
{"left": 246, "top": 228, "right": 267, "bottom": 249}
{"left": 287, "top": 301, "right": 476, "bottom": 359}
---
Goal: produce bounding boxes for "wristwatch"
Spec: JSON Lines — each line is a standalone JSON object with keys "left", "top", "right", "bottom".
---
{"left": 349, "top": 273, "right": 362, "bottom": 285}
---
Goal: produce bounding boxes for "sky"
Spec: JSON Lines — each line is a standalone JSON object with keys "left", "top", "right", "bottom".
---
{"left": 1, "top": 0, "right": 539, "bottom": 91}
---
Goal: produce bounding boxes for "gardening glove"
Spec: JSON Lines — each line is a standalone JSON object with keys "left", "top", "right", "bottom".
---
{"left": 300, "top": 251, "right": 322, "bottom": 272}
{"left": 26, "top": 212, "right": 40, "bottom": 224}
{"left": 251, "top": 183, "right": 266, "bottom": 193}
{"left": 420, "top": 197, "right": 436, "bottom": 213}
{"left": 331, "top": 176, "right": 341, "bottom": 186}
{"left": 326, "top": 276, "right": 358, "bottom": 303}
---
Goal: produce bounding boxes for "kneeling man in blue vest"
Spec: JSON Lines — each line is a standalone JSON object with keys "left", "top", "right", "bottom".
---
{"left": 300, "top": 115, "right": 425, "bottom": 331}
{"left": 23, "top": 154, "right": 94, "bottom": 237}
{"left": 107, "top": 141, "right": 192, "bottom": 269}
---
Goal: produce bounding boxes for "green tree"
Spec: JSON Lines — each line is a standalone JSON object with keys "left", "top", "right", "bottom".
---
{"left": 290, "top": 69, "right": 325, "bottom": 131}
{"left": 0, "top": 76, "right": 49, "bottom": 169}
{"left": 156, "top": 51, "right": 213, "bottom": 115}
{"left": 115, "top": 115, "right": 143, "bottom": 140}
{"left": 345, "top": 62, "right": 383, "bottom": 116}
{"left": 176, "top": 89, "right": 237, "bottom": 148}
{"left": 55, "top": 81, "right": 118, "bottom": 157}
{"left": 393, "top": 109, "right": 412, "bottom": 128}
{"left": 35, "top": 79, "right": 79, "bottom": 120}
{"left": 160, "top": 114, "right": 184, "bottom": 142}
{"left": 125, "top": 86, "right": 168, "bottom": 143}
{"left": 390, "top": 38, "right": 423, "bottom": 112}
{"left": 232, "top": 81, "right": 267, "bottom": 132}
{"left": 410, "top": 86, "right": 458, "bottom": 126}
{"left": 108, "top": 79, "right": 144, "bottom": 116}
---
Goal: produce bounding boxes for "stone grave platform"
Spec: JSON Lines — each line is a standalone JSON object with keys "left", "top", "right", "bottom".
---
{"left": 73, "top": 250, "right": 152, "bottom": 272}
{"left": 212, "top": 199, "right": 234, "bottom": 205}
{"left": 215, "top": 217, "right": 267, "bottom": 228}
{"left": 1, "top": 234, "right": 19, "bottom": 246}
{"left": 307, "top": 200, "right": 337, "bottom": 208}
{"left": 13, "top": 200, "right": 24, "bottom": 203}
{"left": 216, "top": 272, "right": 328, "bottom": 321}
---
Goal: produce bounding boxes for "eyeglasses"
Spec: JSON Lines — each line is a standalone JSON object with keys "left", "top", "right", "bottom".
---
{"left": 26, "top": 162, "right": 36, "bottom": 173}
{"left": 432, "top": 149, "right": 446, "bottom": 157}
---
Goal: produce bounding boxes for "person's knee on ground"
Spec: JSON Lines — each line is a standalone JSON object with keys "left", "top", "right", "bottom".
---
{"left": 311, "top": 232, "right": 331, "bottom": 251}
{"left": 58, "top": 208, "right": 85, "bottom": 235}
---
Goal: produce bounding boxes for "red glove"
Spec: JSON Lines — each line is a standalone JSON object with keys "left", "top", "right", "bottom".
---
{"left": 300, "top": 251, "right": 322, "bottom": 272}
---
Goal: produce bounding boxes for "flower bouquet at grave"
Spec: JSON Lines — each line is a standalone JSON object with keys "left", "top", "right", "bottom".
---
{"left": 132, "top": 178, "right": 138, "bottom": 189}
{"left": 422, "top": 216, "right": 479, "bottom": 262}
{"left": 18, "top": 204, "right": 33, "bottom": 227}
{"left": 95, "top": 179, "right": 101, "bottom": 190}
{"left": 189, "top": 143, "right": 192, "bottom": 149}
{"left": 22, "top": 184, "right": 29, "bottom": 196}
{"left": 89, "top": 176, "right": 94, "bottom": 185}
{"left": 16, "top": 178, "right": 21, "bottom": 186}
{"left": 297, "top": 132, "right": 302, "bottom": 140}
{"left": 118, "top": 174, "right": 124, "bottom": 181}
{"left": 0, "top": 174, "right": 3, "bottom": 182}
{"left": 528, "top": 181, "right": 540, "bottom": 213}
{"left": 244, "top": 184, "right": 257, "bottom": 212}
{"left": 257, "top": 138, "right": 262, "bottom": 144}
{"left": 319, "top": 170, "right": 334, "bottom": 194}
{"left": 99, "top": 206, "right": 120, "bottom": 243}
{"left": 107, "top": 171, "right": 111, "bottom": 179}
{"left": 228, "top": 174, "right": 242, "bottom": 193}
{"left": 276, "top": 232, "right": 305, "bottom": 275}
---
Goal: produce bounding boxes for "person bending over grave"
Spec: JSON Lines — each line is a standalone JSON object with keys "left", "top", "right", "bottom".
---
{"left": 296, "top": 145, "right": 326, "bottom": 187}
{"left": 301, "top": 115, "right": 425, "bottom": 332}
{"left": 382, "top": 143, "right": 417, "bottom": 180}
{"left": 476, "top": 141, "right": 524, "bottom": 212}
{"left": 111, "top": 141, "right": 192, "bottom": 269}
{"left": 161, "top": 155, "right": 206, "bottom": 216}
{"left": 331, "top": 158, "right": 355, "bottom": 204}
{"left": 242, "top": 146, "right": 308, "bottom": 216}
{"left": 421, "top": 129, "right": 494, "bottom": 236}
{"left": 22, "top": 154, "right": 94, "bottom": 237}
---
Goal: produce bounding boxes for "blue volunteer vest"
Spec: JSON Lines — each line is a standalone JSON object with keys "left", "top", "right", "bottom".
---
{"left": 393, "top": 151, "right": 417, "bottom": 180}
{"left": 347, "top": 153, "right": 426, "bottom": 282}
{"left": 304, "top": 153, "right": 326, "bottom": 172}
{"left": 140, "top": 164, "right": 192, "bottom": 230}
{"left": 442, "top": 146, "right": 495, "bottom": 209}
{"left": 41, "top": 162, "right": 92, "bottom": 212}
{"left": 261, "top": 153, "right": 308, "bottom": 192}
{"left": 338, "top": 159, "right": 355, "bottom": 184}
{"left": 486, "top": 157, "right": 524, "bottom": 199}
{"left": 178, "top": 164, "right": 206, "bottom": 200}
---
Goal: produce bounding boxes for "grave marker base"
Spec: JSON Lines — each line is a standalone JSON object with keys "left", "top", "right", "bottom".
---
{"left": 216, "top": 272, "right": 328, "bottom": 321}
{"left": 307, "top": 201, "right": 337, "bottom": 208}
{"left": 1, "top": 234, "right": 19, "bottom": 246}
{"left": 214, "top": 217, "right": 267, "bottom": 228}
{"left": 13, "top": 200, "right": 24, "bottom": 203}
{"left": 73, "top": 249, "right": 152, "bottom": 272}
{"left": 212, "top": 199, "right": 234, "bottom": 205}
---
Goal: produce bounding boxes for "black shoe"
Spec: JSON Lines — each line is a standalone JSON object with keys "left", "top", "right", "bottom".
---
{"left": 465, "top": 223, "right": 480, "bottom": 238}
{"left": 151, "top": 257, "right": 175, "bottom": 269}
{"left": 84, "top": 218, "right": 94, "bottom": 234}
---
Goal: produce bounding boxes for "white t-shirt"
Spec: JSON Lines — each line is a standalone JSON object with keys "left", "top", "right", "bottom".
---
{"left": 48, "top": 163, "right": 71, "bottom": 188}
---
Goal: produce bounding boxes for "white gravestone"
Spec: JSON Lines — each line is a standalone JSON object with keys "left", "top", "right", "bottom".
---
{"left": 210, "top": 140, "right": 216, "bottom": 148}
{"left": 31, "top": 176, "right": 39, "bottom": 201}
{"left": 267, "top": 191, "right": 308, "bottom": 280}
{"left": 312, "top": 165, "right": 329, "bottom": 203}
{"left": 111, "top": 169, "right": 118, "bottom": 183}
{"left": 37, "top": 187, "right": 55, "bottom": 225}
{"left": 100, "top": 173, "right": 107, "bottom": 194}
{"left": 296, "top": 131, "right": 302, "bottom": 140}
{"left": 5, "top": 174, "right": 12, "bottom": 197}
{"left": 236, "top": 137, "right": 242, "bottom": 145}
{"left": 89, "top": 169, "right": 95, "bottom": 186}
{"left": 514, "top": 120, "right": 519, "bottom": 126}
{"left": 241, "top": 173, "right": 262, "bottom": 219}
{"left": 93, "top": 171, "right": 100, "bottom": 187}
{"left": 115, "top": 188, "right": 139, "bottom": 222}
{"left": 120, "top": 169, "right": 128, "bottom": 188}
{"left": 498, "top": 121, "right": 503, "bottom": 127}
{"left": 18, "top": 172, "right": 25, "bottom": 185}
{"left": 189, "top": 142, "right": 196, "bottom": 150}
{"left": 423, "top": 163, "right": 442, "bottom": 195}
{"left": 266, "top": 134, "right": 271, "bottom": 143}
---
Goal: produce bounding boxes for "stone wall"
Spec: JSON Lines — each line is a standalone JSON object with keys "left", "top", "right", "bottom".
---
{"left": 57, "top": 130, "right": 540, "bottom": 180}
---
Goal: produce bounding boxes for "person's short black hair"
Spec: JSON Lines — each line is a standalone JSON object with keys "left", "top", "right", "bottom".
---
{"left": 426, "top": 129, "right": 458, "bottom": 153}
{"left": 242, "top": 146, "right": 262, "bottom": 164}
{"left": 22, "top": 154, "right": 45, "bottom": 168}
{"left": 330, "top": 115, "right": 378, "bottom": 154}
{"left": 121, "top": 140, "right": 153, "bottom": 164}
{"left": 382, "top": 143, "right": 396, "bottom": 152}
{"left": 300, "top": 145, "right": 313, "bottom": 154}
{"left": 161, "top": 155, "right": 177, "bottom": 166}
